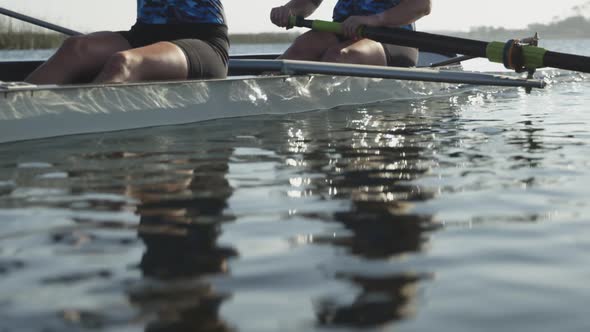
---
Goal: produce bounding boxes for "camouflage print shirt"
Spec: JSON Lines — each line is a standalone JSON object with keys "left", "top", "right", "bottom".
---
{"left": 332, "top": 0, "right": 413, "bottom": 30}
{"left": 137, "top": 0, "right": 226, "bottom": 24}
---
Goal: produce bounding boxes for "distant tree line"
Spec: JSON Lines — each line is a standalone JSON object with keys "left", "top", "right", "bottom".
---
{"left": 0, "top": 17, "right": 298, "bottom": 49}
{"left": 449, "top": 16, "right": 590, "bottom": 40}
{"left": 230, "top": 32, "right": 299, "bottom": 44}
{"left": 1, "top": 14, "right": 589, "bottom": 50}
{"left": 0, "top": 16, "right": 66, "bottom": 49}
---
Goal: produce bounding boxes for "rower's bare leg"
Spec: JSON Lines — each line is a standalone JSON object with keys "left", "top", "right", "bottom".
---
{"left": 25, "top": 32, "right": 131, "bottom": 85}
{"left": 93, "top": 41, "right": 189, "bottom": 84}
{"left": 321, "top": 39, "right": 387, "bottom": 66}
{"left": 279, "top": 31, "right": 340, "bottom": 61}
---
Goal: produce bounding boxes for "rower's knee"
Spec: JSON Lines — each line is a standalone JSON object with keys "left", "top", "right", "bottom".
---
{"left": 282, "top": 31, "right": 335, "bottom": 60}
{"left": 99, "top": 51, "right": 138, "bottom": 83}
{"left": 322, "top": 47, "right": 359, "bottom": 64}
{"left": 284, "top": 34, "right": 314, "bottom": 59}
{"left": 59, "top": 36, "right": 93, "bottom": 60}
{"left": 322, "top": 45, "right": 387, "bottom": 66}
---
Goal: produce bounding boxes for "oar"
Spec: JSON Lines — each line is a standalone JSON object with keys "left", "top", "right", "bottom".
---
{"left": 429, "top": 55, "right": 475, "bottom": 68}
{"left": 287, "top": 16, "right": 590, "bottom": 74}
{"left": 0, "top": 7, "right": 82, "bottom": 36}
{"left": 229, "top": 59, "right": 546, "bottom": 89}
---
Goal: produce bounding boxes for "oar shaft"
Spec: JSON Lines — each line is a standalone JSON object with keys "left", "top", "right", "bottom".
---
{"left": 545, "top": 51, "right": 590, "bottom": 73}
{"left": 430, "top": 55, "right": 476, "bottom": 68}
{"left": 366, "top": 26, "right": 590, "bottom": 73}
{"left": 363, "top": 26, "right": 488, "bottom": 57}
{"left": 0, "top": 7, "right": 81, "bottom": 36}
{"left": 295, "top": 17, "right": 488, "bottom": 56}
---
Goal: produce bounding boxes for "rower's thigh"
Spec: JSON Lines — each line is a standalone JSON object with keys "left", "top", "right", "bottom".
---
{"left": 106, "top": 41, "right": 190, "bottom": 81}
{"left": 280, "top": 31, "right": 340, "bottom": 60}
{"left": 322, "top": 39, "right": 387, "bottom": 66}
{"left": 107, "top": 39, "right": 228, "bottom": 81}
{"left": 60, "top": 31, "right": 132, "bottom": 64}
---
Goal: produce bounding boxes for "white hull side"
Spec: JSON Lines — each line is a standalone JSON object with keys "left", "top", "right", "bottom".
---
{"left": 0, "top": 75, "right": 452, "bottom": 144}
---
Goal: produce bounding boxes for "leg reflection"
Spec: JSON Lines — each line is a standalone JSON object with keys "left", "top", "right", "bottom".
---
{"left": 127, "top": 159, "right": 237, "bottom": 332}
{"left": 316, "top": 274, "right": 424, "bottom": 327}
{"left": 269, "top": 103, "right": 449, "bottom": 328}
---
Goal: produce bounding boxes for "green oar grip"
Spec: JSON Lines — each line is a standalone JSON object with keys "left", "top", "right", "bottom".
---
{"left": 485, "top": 42, "right": 504, "bottom": 64}
{"left": 287, "top": 16, "right": 300, "bottom": 29}
{"left": 486, "top": 41, "right": 547, "bottom": 69}
{"left": 522, "top": 45, "right": 548, "bottom": 69}
{"left": 311, "top": 20, "right": 342, "bottom": 34}
{"left": 287, "top": 17, "right": 367, "bottom": 37}
{"left": 288, "top": 16, "right": 344, "bottom": 33}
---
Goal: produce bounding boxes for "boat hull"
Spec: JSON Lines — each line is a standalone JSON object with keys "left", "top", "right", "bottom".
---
{"left": 0, "top": 74, "right": 451, "bottom": 144}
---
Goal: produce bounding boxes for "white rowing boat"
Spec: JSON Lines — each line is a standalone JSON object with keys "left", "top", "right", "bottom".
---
{"left": 0, "top": 56, "right": 544, "bottom": 144}
{"left": 0, "top": 55, "right": 542, "bottom": 143}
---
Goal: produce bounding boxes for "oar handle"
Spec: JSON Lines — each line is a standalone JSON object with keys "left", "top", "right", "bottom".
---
{"left": 288, "top": 16, "right": 343, "bottom": 33}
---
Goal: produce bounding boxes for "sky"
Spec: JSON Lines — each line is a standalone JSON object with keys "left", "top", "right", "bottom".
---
{"left": 0, "top": 0, "right": 588, "bottom": 34}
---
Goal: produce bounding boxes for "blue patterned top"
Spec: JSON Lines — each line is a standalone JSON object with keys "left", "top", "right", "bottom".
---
{"left": 333, "top": 0, "right": 414, "bottom": 30}
{"left": 137, "top": 0, "right": 226, "bottom": 24}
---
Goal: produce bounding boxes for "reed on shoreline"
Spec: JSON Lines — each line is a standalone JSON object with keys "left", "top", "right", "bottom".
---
{"left": 0, "top": 16, "right": 65, "bottom": 49}
{"left": 0, "top": 14, "right": 301, "bottom": 49}
{"left": 230, "top": 32, "right": 299, "bottom": 44}
{"left": 0, "top": 31, "right": 299, "bottom": 50}
{"left": 1, "top": 15, "right": 589, "bottom": 50}
{"left": 0, "top": 32, "right": 65, "bottom": 49}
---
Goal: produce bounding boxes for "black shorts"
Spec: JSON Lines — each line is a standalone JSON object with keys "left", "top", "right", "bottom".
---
{"left": 382, "top": 43, "right": 418, "bottom": 67}
{"left": 118, "top": 23, "right": 230, "bottom": 79}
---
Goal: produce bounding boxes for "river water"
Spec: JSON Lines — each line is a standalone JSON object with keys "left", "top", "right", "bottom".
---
{"left": 1, "top": 41, "right": 590, "bottom": 332}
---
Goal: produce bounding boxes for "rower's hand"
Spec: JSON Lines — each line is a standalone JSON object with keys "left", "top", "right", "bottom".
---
{"left": 270, "top": 6, "right": 293, "bottom": 28}
{"left": 341, "top": 15, "right": 378, "bottom": 39}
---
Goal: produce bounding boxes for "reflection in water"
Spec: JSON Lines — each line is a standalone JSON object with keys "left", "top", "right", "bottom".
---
{"left": 508, "top": 119, "right": 548, "bottom": 169}
{"left": 270, "top": 100, "right": 454, "bottom": 328}
{"left": 129, "top": 156, "right": 237, "bottom": 332}
{"left": 0, "top": 96, "right": 456, "bottom": 331}
{"left": 316, "top": 273, "right": 424, "bottom": 327}
{"left": 72, "top": 147, "right": 239, "bottom": 331}
{"left": 328, "top": 202, "right": 436, "bottom": 259}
